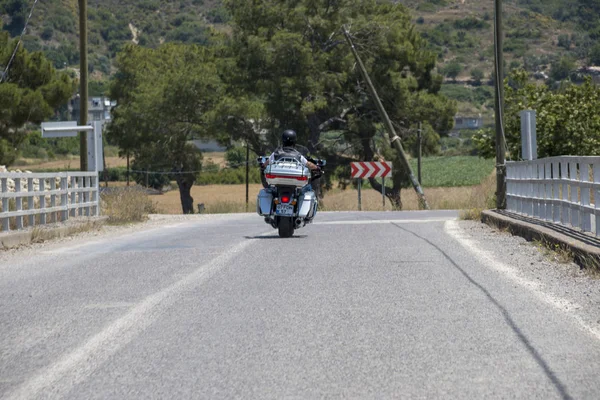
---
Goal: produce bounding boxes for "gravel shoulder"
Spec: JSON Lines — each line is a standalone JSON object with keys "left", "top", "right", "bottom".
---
{"left": 456, "top": 220, "right": 600, "bottom": 338}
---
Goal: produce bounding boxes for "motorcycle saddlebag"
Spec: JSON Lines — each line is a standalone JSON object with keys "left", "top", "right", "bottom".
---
{"left": 257, "top": 189, "right": 273, "bottom": 216}
{"left": 298, "top": 190, "right": 317, "bottom": 219}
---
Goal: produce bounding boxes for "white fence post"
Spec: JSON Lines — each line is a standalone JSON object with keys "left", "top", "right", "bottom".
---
{"left": 570, "top": 161, "right": 579, "bottom": 228}
{"left": 552, "top": 160, "right": 560, "bottom": 223}
{"left": 50, "top": 178, "right": 56, "bottom": 223}
{"left": 581, "top": 162, "right": 592, "bottom": 232}
{"left": 27, "top": 177, "right": 34, "bottom": 227}
{"left": 1, "top": 177, "right": 8, "bottom": 231}
{"left": 40, "top": 178, "right": 46, "bottom": 225}
{"left": 15, "top": 178, "right": 23, "bottom": 230}
{"left": 61, "top": 175, "right": 68, "bottom": 222}
{"left": 70, "top": 175, "right": 77, "bottom": 218}
{"left": 561, "top": 159, "right": 569, "bottom": 225}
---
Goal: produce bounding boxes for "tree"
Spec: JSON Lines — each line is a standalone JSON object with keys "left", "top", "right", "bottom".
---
{"left": 474, "top": 69, "right": 600, "bottom": 159}
{"left": 442, "top": 62, "right": 462, "bottom": 81}
{"left": 550, "top": 56, "right": 576, "bottom": 81}
{"left": 107, "top": 43, "right": 224, "bottom": 214}
{"left": 221, "top": 0, "right": 456, "bottom": 208}
{"left": 0, "top": 32, "right": 74, "bottom": 166}
{"left": 589, "top": 43, "right": 600, "bottom": 66}
{"left": 470, "top": 68, "right": 485, "bottom": 85}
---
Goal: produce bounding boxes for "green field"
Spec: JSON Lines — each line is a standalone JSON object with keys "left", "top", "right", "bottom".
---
{"left": 408, "top": 156, "right": 495, "bottom": 188}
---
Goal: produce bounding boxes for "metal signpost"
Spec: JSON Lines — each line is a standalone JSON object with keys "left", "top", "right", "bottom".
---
{"left": 41, "top": 121, "right": 104, "bottom": 172}
{"left": 351, "top": 162, "right": 393, "bottom": 211}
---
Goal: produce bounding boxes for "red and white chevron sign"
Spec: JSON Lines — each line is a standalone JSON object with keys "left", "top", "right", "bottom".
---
{"left": 351, "top": 162, "right": 393, "bottom": 179}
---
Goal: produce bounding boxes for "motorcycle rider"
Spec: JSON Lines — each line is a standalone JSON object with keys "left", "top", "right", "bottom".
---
{"left": 261, "top": 129, "right": 320, "bottom": 192}
{"left": 266, "top": 129, "right": 318, "bottom": 170}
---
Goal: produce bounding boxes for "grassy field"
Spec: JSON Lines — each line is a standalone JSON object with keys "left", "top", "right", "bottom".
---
{"left": 13, "top": 152, "right": 227, "bottom": 171}
{"left": 147, "top": 172, "right": 495, "bottom": 214}
{"left": 408, "top": 156, "right": 495, "bottom": 187}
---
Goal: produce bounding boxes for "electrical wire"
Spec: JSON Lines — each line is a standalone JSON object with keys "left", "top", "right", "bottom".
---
{"left": 0, "top": 0, "right": 40, "bottom": 83}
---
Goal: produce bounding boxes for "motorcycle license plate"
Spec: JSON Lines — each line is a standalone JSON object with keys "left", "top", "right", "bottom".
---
{"left": 275, "top": 204, "right": 294, "bottom": 216}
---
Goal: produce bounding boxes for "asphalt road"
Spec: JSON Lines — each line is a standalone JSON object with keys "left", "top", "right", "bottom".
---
{"left": 1, "top": 211, "right": 599, "bottom": 399}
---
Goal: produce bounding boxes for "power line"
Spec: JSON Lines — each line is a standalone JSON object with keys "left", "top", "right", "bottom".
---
{"left": 0, "top": 0, "right": 40, "bottom": 83}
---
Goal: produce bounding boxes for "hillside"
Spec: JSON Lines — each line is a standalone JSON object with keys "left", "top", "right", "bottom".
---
{"left": 2, "top": 0, "right": 598, "bottom": 116}
{"left": 1, "top": 0, "right": 226, "bottom": 81}
{"left": 397, "top": 0, "right": 600, "bottom": 120}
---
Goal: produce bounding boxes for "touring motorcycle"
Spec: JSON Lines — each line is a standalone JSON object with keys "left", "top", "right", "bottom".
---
{"left": 256, "top": 154, "right": 326, "bottom": 237}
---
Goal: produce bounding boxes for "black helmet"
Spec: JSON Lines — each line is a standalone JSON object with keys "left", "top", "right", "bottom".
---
{"left": 282, "top": 129, "right": 297, "bottom": 147}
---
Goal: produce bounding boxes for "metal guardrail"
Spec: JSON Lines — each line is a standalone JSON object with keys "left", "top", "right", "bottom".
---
{"left": 506, "top": 156, "right": 600, "bottom": 236}
{"left": 0, "top": 172, "right": 99, "bottom": 232}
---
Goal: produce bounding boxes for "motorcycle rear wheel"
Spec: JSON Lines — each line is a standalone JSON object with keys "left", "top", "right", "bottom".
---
{"left": 278, "top": 217, "right": 295, "bottom": 238}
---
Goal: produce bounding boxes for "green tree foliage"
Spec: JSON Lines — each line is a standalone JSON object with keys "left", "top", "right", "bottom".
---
{"left": 470, "top": 68, "right": 485, "bottom": 85}
{"left": 219, "top": 0, "right": 456, "bottom": 207}
{"left": 441, "top": 62, "right": 462, "bottom": 81}
{"left": 474, "top": 69, "right": 600, "bottom": 159}
{"left": 589, "top": 43, "right": 600, "bottom": 66}
{"left": 107, "top": 43, "right": 224, "bottom": 214}
{"left": 0, "top": 32, "right": 74, "bottom": 166}
{"left": 225, "top": 146, "right": 256, "bottom": 169}
{"left": 550, "top": 56, "right": 576, "bottom": 81}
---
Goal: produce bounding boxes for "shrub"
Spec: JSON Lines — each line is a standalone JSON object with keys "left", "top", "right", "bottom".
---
{"left": 453, "top": 17, "right": 490, "bottom": 30}
{"left": 101, "top": 186, "right": 159, "bottom": 223}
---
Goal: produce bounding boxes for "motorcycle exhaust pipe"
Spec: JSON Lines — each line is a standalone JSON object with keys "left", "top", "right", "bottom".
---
{"left": 295, "top": 218, "right": 303, "bottom": 228}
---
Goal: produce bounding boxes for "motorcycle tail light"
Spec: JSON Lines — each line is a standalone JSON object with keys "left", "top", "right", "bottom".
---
{"left": 281, "top": 195, "right": 291, "bottom": 203}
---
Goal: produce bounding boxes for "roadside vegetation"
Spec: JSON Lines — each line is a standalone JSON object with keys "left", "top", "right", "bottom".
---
{"left": 101, "top": 186, "right": 160, "bottom": 224}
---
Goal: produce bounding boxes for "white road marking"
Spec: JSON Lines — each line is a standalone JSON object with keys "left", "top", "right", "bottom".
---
{"left": 445, "top": 220, "right": 600, "bottom": 342}
{"left": 5, "top": 237, "right": 258, "bottom": 400}
{"left": 315, "top": 219, "right": 453, "bottom": 225}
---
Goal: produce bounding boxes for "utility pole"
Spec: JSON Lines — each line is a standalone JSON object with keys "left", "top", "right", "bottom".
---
{"left": 417, "top": 122, "right": 422, "bottom": 185}
{"left": 245, "top": 142, "right": 250, "bottom": 211}
{"left": 78, "top": 0, "right": 88, "bottom": 171}
{"left": 494, "top": 0, "right": 506, "bottom": 209}
{"left": 342, "top": 26, "right": 430, "bottom": 210}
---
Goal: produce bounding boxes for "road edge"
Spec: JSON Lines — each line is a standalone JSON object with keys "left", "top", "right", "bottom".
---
{"left": 0, "top": 217, "right": 108, "bottom": 250}
{"left": 481, "top": 210, "right": 600, "bottom": 270}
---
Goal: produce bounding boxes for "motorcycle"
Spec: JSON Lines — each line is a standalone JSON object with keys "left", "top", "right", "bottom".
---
{"left": 256, "top": 155, "right": 326, "bottom": 238}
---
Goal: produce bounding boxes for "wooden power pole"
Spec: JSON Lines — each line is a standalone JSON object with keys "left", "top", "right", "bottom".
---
{"left": 342, "top": 27, "right": 430, "bottom": 210}
{"left": 494, "top": 0, "right": 506, "bottom": 209}
{"left": 417, "top": 122, "right": 422, "bottom": 185}
{"left": 79, "top": 0, "right": 88, "bottom": 171}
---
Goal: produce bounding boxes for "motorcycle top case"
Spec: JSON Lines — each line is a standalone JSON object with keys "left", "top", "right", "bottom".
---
{"left": 264, "top": 159, "right": 310, "bottom": 188}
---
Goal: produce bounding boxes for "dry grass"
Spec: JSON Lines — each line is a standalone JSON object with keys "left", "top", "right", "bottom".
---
{"left": 14, "top": 152, "right": 227, "bottom": 171}
{"left": 152, "top": 184, "right": 262, "bottom": 214}
{"left": 15, "top": 156, "right": 128, "bottom": 170}
{"left": 30, "top": 219, "right": 105, "bottom": 243}
{"left": 101, "top": 186, "right": 160, "bottom": 224}
{"left": 149, "top": 173, "right": 496, "bottom": 214}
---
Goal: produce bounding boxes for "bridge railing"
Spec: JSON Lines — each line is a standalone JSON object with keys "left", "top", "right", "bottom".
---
{"left": 506, "top": 156, "right": 600, "bottom": 236}
{"left": 0, "top": 172, "right": 99, "bottom": 232}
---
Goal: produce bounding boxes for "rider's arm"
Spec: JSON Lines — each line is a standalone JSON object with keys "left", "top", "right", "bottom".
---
{"left": 300, "top": 155, "right": 318, "bottom": 171}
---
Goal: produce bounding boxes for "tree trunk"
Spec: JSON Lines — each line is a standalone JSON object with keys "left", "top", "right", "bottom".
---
{"left": 176, "top": 175, "right": 195, "bottom": 214}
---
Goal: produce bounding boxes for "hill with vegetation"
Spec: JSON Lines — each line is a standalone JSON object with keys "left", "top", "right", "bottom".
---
{"left": 2, "top": 0, "right": 598, "bottom": 99}
{"left": 400, "top": 0, "right": 600, "bottom": 119}
{"left": 1, "top": 0, "right": 227, "bottom": 93}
